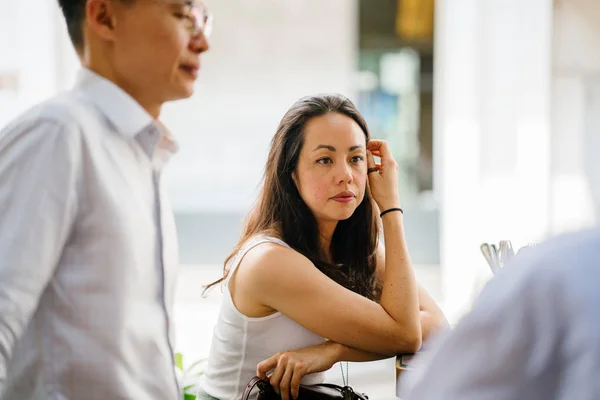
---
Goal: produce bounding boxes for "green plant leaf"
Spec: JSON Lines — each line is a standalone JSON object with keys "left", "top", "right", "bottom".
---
{"left": 175, "top": 352, "right": 183, "bottom": 371}
{"left": 184, "top": 394, "right": 196, "bottom": 400}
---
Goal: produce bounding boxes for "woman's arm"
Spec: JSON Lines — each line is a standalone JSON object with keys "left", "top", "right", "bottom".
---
{"left": 418, "top": 286, "right": 450, "bottom": 341}
{"left": 257, "top": 286, "right": 447, "bottom": 383}
{"left": 234, "top": 215, "right": 421, "bottom": 356}
{"left": 237, "top": 234, "right": 447, "bottom": 362}
{"left": 374, "top": 243, "right": 449, "bottom": 343}
{"left": 255, "top": 285, "right": 448, "bottom": 400}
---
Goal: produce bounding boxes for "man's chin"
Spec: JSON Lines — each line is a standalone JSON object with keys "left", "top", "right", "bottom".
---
{"left": 166, "top": 87, "right": 195, "bottom": 102}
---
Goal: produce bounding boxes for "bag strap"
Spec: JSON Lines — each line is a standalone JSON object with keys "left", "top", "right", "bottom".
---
{"left": 242, "top": 376, "right": 264, "bottom": 400}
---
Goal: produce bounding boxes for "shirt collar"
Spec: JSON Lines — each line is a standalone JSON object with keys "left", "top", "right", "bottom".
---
{"left": 154, "top": 120, "right": 180, "bottom": 154}
{"left": 74, "top": 68, "right": 154, "bottom": 139}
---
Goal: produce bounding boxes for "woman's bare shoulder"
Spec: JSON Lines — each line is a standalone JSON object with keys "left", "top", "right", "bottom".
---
{"left": 239, "top": 238, "right": 310, "bottom": 277}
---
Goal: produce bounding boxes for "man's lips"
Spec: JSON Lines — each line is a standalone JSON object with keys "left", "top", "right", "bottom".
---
{"left": 180, "top": 64, "right": 200, "bottom": 78}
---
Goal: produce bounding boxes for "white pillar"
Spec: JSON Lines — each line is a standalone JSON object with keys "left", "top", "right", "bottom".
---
{"left": 551, "top": 0, "right": 600, "bottom": 229}
{"left": 435, "top": 0, "right": 554, "bottom": 321}
{"left": 434, "top": 0, "right": 482, "bottom": 321}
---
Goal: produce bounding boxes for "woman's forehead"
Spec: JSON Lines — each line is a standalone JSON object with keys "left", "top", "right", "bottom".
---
{"left": 302, "top": 114, "right": 366, "bottom": 147}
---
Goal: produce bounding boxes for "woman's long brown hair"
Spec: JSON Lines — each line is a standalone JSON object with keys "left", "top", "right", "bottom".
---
{"left": 204, "top": 94, "right": 381, "bottom": 301}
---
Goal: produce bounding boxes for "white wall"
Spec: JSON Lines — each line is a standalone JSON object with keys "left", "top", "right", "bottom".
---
{"left": 551, "top": 0, "right": 600, "bottom": 228}
{"left": 0, "top": 0, "right": 67, "bottom": 127}
{"left": 161, "top": 0, "right": 358, "bottom": 213}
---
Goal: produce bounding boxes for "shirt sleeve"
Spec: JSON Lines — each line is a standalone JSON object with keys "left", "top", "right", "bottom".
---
{"left": 399, "top": 262, "right": 562, "bottom": 400}
{"left": 0, "top": 118, "right": 81, "bottom": 382}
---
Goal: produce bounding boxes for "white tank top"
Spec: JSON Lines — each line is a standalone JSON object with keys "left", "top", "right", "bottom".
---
{"left": 198, "top": 236, "right": 327, "bottom": 400}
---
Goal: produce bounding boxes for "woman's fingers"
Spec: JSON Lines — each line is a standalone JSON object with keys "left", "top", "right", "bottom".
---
{"left": 268, "top": 356, "right": 286, "bottom": 394}
{"left": 257, "top": 354, "right": 278, "bottom": 380}
{"left": 367, "top": 140, "right": 394, "bottom": 165}
{"left": 279, "top": 362, "right": 294, "bottom": 400}
{"left": 290, "top": 363, "right": 305, "bottom": 400}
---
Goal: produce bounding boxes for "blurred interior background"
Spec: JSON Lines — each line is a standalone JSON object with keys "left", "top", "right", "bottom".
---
{"left": 1, "top": 0, "right": 600, "bottom": 397}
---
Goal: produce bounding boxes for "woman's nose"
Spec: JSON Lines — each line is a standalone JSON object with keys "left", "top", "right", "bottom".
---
{"left": 337, "top": 162, "right": 353, "bottom": 184}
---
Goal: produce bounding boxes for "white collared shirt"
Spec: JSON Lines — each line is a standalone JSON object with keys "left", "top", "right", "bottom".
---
{"left": 0, "top": 68, "right": 181, "bottom": 400}
{"left": 399, "top": 227, "right": 600, "bottom": 400}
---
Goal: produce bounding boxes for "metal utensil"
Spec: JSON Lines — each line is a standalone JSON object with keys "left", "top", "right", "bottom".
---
{"left": 505, "top": 240, "right": 515, "bottom": 258}
{"left": 490, "top": 244, "right": 500, "bottom": 270}
{"left": 498, "top": 240, "right": 514, "bottom": 268}
{"left": 480, "top": 243, "right": 499, "bottom": 274}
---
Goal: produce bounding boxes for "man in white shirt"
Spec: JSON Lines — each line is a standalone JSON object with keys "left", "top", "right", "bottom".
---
{"left": 0, "top": 1, "right": 210, "bottom": 399}
{"left": 398, "top": 121, "right": 600, "bottom": 399}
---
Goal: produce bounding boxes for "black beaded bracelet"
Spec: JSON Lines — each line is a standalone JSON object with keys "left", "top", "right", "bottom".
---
{"left": 380, "top": 207, "right": 404, "bottom": 218}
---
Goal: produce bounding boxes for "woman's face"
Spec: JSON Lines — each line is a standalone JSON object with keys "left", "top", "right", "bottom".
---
{"left": 293, "top": 112, "right": 368, "bottom": 224}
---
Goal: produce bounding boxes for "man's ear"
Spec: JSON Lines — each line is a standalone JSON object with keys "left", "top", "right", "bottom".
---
{"left": 86, "top": 0, "right": 119, "bottom": 43}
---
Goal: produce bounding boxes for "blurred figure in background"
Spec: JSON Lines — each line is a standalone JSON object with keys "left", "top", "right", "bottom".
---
{"left": 398, "top": 128, "right": 600, "bottom": 399}
{"left": 0, "top": 1, "right": 209, "bottom": 399}
{"left": 198, "top": 94, "right": 447, "bottom": 400}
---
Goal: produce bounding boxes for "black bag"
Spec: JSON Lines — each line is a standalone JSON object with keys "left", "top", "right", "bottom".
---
{"left": 242, "top": 377, "right": 369, "bottom": 400}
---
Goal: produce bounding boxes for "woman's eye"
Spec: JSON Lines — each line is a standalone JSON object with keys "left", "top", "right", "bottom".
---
{"left": 317, "top": 158, "right": 332, "bottom": 165}
{"left": 351, "top": 156, "right": 364, "bottom": 163}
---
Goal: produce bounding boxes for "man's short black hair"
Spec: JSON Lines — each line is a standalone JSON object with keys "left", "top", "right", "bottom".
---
{"left": 56, "top": 0, "right": 134, "bottom": 52}
{"left": 57, "top": 0, "right": 87, "bottom": 51}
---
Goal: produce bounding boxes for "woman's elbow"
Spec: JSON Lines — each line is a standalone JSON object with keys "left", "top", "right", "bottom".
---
{"left": 394, "top": 326, "right": 422, "bottom": 354}
{"left": 404, "top": 333, "right": 423, "bottom": 354}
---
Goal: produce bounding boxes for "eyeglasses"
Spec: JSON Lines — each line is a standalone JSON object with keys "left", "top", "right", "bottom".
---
{"left": 180, "top": 2, "right": 213, "bottom": 38}
{"left": 160, "top": 0, "right": 213, "bottom": 38}
{"left": 190, "top": 6, "right": 213, "bottom": 38}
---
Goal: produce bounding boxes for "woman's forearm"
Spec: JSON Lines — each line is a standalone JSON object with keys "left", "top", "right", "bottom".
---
{"left": 380, "top": 212, "right": 421, "bottom": 350}
{"left": 323, "top": 309, "right": 448, "bottom": 364}
{"left": 330, "top": 312, "right": 447, "bottom": 362}
{"left": 327, "top": 341, "right": 393, "bottom": 362}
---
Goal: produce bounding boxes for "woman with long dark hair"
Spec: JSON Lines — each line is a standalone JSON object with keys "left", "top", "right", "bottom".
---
{"left": 197, "top": 94, "right": 447, "bottom": 400}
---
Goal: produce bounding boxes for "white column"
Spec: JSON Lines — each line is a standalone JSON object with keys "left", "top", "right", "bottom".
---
{"left": 435, "top": 0, "right": 554, "bottom": 321}
{"left": 551, "top": 0, "right": 600, "bottom": 230}
{"left": 434, "top": 0, "right": 482, "bottom": 321}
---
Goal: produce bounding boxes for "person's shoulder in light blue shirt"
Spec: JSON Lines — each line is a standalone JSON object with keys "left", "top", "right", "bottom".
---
{"left": 400, "top": 227, "right": 600, "bottom": 400}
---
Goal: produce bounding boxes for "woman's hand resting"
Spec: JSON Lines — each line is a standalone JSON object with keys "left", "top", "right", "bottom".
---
{"left": 256, "top": 342, "right": 342, "bottom": 400}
